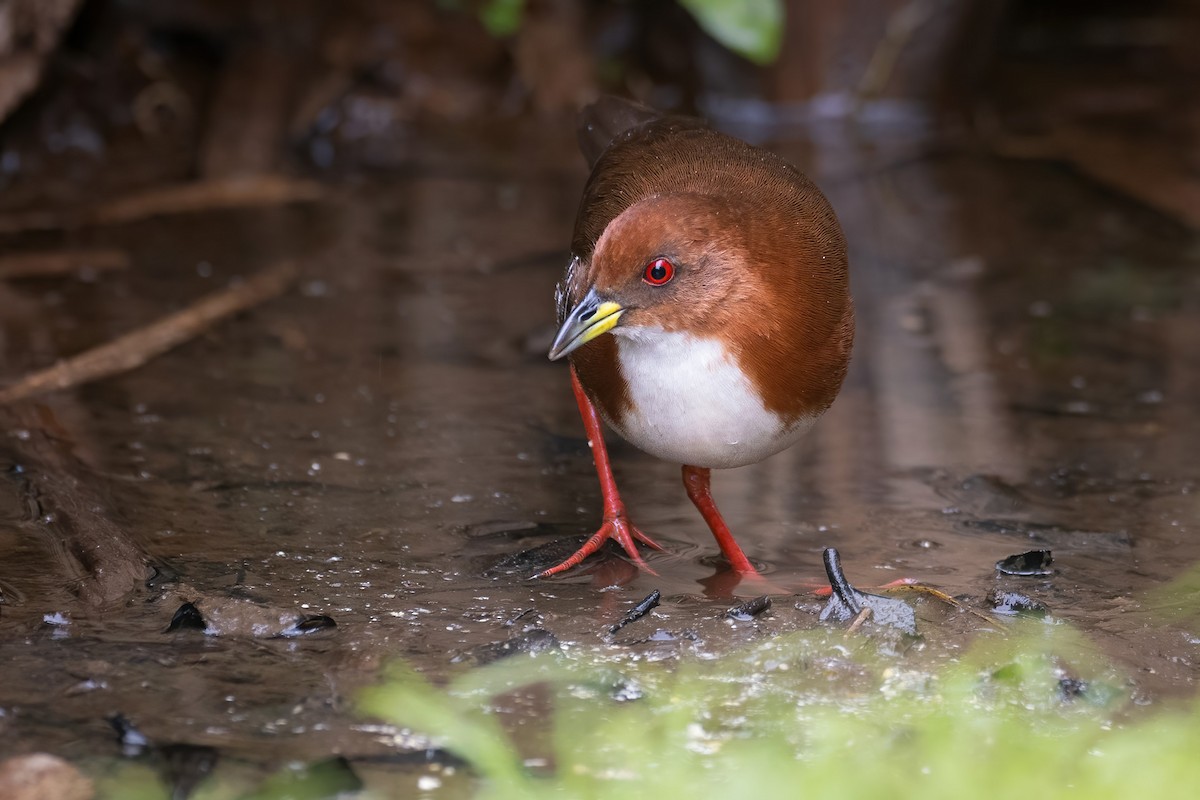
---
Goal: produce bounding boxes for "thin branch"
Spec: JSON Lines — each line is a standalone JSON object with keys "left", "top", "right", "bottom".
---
{"left": 0, "top": 260, "right": 298, "bottom": 404}
{"left": 0, "top": 175, "right": 323, "bottom": 235}
{"left": 0, "top": 248, "right": 129, "bottom": 280}
{"left": 93, "top": 175, "right": 323, "bottom": 225}
{"left": 846, "top": 606, "right": 874, "bottom": 634}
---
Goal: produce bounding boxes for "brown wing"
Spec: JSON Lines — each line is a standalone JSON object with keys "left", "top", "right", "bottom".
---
{"left": 576, "top": 96, "right": 664, "bottom": 169}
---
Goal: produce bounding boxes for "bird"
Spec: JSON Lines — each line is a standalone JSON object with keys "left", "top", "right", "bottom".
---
{"left": 542, "top": 96, "right": 853, "bottom": 579}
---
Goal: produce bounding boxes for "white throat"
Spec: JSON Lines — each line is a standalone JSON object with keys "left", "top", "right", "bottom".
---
{"left": 608, "top": 327, "right": 814, "bottom": 469}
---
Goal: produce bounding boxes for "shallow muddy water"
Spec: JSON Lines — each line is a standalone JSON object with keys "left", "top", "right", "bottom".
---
{"left": 0, "top": 116, "right": 1198, "bottom": 785}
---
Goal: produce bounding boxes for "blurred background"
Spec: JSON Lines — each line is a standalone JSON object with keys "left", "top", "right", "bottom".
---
{"left": 0, "top": 0, "right": 1195, "bottom": 218}
{"left": 1, "top": 0, "right": 1199, "bottom": 789}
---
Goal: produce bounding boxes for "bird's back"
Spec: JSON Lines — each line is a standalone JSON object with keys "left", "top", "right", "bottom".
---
{"left": 572, "top": 99, "right": 842, "bottom": 276}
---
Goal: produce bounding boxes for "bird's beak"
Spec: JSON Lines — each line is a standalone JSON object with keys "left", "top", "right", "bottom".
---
{"left": 548, "top": 286, "right": 625, "bottom": 361}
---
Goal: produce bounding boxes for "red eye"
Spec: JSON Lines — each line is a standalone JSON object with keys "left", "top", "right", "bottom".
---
{"left": 643, "top": 257, "right": 675, "bottom": 286}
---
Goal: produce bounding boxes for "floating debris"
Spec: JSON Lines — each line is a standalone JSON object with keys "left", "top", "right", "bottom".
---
{"left": 608, "top": 590, "right": 661, "bottom": 635}
{"left": 284, "top": 614, "right": 338, "bottom": 637}
{"left": 165, "top": 602, "right": 205, "bottom": 632}
{"left": 725, "top": 595, "right": 772, "bottom": 621}
{"left": 996, "top": 550, "right": 1054, "bottom": 576}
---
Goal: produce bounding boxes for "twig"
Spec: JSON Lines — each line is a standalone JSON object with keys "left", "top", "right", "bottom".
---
{"left": 0, "top": 176, "right": 323, "bottom": 235}
{"left": 0, "top": 248, "right": 129, "bottom": 280}
{"left": 0, "top": 261, "right": 298, "bottom": 404}
{"left": 889, "top": 583, "right": 996, "bottom": 623}
{"left": 846, "top": 606, "right": 874, "bottom": 634}
{"left": 92, "top": 176, "right": 323, "bottom": 225}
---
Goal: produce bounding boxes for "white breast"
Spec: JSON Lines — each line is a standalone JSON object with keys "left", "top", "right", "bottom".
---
{"left": 607, "top": 328, "right": 814, "bottom": 469}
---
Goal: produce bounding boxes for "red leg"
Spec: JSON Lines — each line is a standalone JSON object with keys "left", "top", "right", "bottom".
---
{"left": 682, "top": 465, "right": 760, "bottom": 576}
{"left": 536, "top": 367, "right": 664, "bottom": 578}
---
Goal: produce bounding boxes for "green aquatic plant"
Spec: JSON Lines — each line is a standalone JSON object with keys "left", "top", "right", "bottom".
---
{"left": 357, "top": 622, "right": 1200, "bottom": 799}
{"left": 90, "top": 565, "right": 1200, "bottom": 798}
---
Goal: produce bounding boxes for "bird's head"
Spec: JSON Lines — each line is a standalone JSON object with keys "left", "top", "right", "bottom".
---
{"left": 548, "top": 193, "right": 755, "bottom": 360}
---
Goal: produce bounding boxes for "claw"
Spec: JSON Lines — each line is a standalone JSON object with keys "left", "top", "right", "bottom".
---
{"left": 534, "top": 514, "right": 659, "bottom": 578}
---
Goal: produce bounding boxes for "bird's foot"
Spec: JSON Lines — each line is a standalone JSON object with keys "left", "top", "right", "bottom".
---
{"left": 534, "top": 514, "right": 664, "bottom": 578}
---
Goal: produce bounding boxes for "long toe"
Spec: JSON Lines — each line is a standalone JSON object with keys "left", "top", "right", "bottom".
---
{"left": 534, "top": 516, "right": 659, "bottom": 578}
{"left": 631, "top": 527, "right": 666, "bottom": 551}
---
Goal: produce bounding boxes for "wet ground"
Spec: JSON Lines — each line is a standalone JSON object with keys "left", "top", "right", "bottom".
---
{"left": 0, "top": 107, "right": 1198, "bottom": 790}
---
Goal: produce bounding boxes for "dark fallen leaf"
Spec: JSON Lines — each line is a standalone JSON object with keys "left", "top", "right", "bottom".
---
{"left": 608, "top": 590, "right": 661, "bottom": 635}
{"left": 996, "top": 550, "right": 1054, "bottom": 576}
{"left": 165, "top": 602, "right": 206, "bottom": 633}
{"left": 986, "top": 589, "right": 1049, "bottom": 617}
{"left": 818, "top": 548, "right": 917, "bottom": 635}
{"left": 725, "top": 595, "right": 772, "bottom": 621}
{"left": 281, "top": 614, "right": 337, "bottom": 637}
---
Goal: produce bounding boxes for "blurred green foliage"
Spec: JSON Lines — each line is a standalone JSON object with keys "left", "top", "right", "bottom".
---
{"left": 479, "top": 0, "right": 524, "bottom": 36}
{"left": 91, "top": 565, "right": 1200, "bottom": 798}
{"left": 677, "top": 0, "right": 784, "bottom": 64}
{"left": 476, "top": 0, "right": 784, "bottom": 64}
{"left": 356, "top": 622, "right": 1200, "bottom": 799}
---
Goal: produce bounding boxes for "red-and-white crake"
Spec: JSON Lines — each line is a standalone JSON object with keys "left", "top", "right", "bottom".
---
{"left": 544, "top": 96, "right": 853, "bottom": 578}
